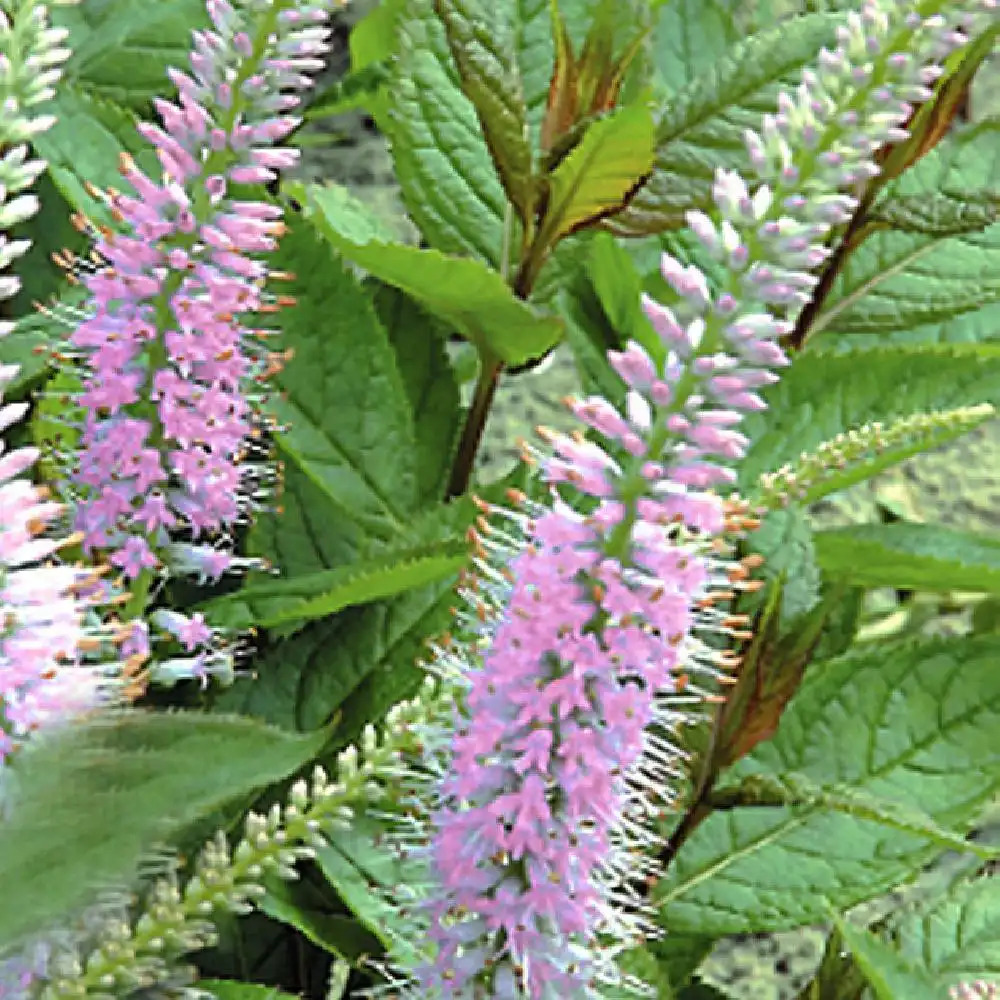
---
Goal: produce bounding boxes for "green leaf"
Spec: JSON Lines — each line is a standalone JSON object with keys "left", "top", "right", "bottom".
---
{"left": 381, "top": 0, "right": 595, "bottom": 260}
{"left": 260, "top": 875, "right": 380, "bottom": 962}
{"left": 610, "top": 13, "right": 838, "bottom": 235}
{"left": 198, "top": 982, "right": 301, "bottom": 1000}
{"left": 32, "top": 87, "right": 160, "bottom": 220}
{"left": 896, "top": 876, "right": 1000, "bottom": 982}
{"left": 536, "top": 104, "right": 655, "bottom": 246}
{"left": 815, "top": 522, "right": 1000, "bottom": 594}
{"left": 267, "top": 216, "right": 419, "bottom": 540}
{"left": 54, "top": 0, "right": 208, "bottom": 110}
{"left": 314, "top": 817, "right": 411, "bottom": 956}
{"left": 0, "top": 711, "right": 326, "bottom": 945}
{"left": 657, "top": 636, "right": 1000, "bottom": 934}
{"left": 434, "top": 0, "right": 536, "bottom": 227}
{"left": 815, "top": 123, "right": 1000, "bottom": 347}
{"left": 833, "top": 917, "right": 939, "bottom": 1000}
{"left": 369, "top": 282, "right": 463, "bottom": 503}
{"left": 296, "top": 181, "right": 563, "bottom": 366}
{"left": 740, "top": 345, "right": 1000, "bottom": 490}
{"left": 213, "top": 566, "right": 460, "bottom": 732}
{"left": 745, "top": 505, "right": 821, "bottom": 624}
{"left": 201, "top": 540, "right": 466, "bottom": 632}
{"left": 869, "top": 192, "right": 1000, "bottom": 238}
{"left": 649, "top": 0, "right": 741, "bottom": 96}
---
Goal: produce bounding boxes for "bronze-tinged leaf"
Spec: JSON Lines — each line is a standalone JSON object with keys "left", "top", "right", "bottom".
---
{"left": 540, "top": 0, "right": 580, "bottom": 153}
{"left": 878, "top": 23, "right": 997, "bottom": 182}
{"left": 434, "top": 0, "right": 537, "bottom": 227}
{"left": 714, "top": 582, "right": 831, "bottom": 768}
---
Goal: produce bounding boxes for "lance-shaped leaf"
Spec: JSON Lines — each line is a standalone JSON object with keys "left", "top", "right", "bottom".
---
{"left": 815, "top": 522, "right": 1000, "bottom": 595}
{"left": 713, "top": 582, "right": 830, "bottom": 769}
{"left": 0, "top": 712, "right": 327, "bottom": 944}
{"left": 657, "top": 635, "right": 1000, "bottom": 934}
{"left": 434, "top": 0, "right": 536, "bottom": 227}
{"left": 534, "top": 104, "right": 655, "bottom": 252}
{"left": 200, "top": 539, "right": 467, "bottom": 632}
{"left": 609, "top": 13, "right": 838, "bottom": 235}
{"left": 296, "top": 181, "right": 563, "bottom": 366}
{"left": 649, "top": 0, "right": 741, "bottom": 96}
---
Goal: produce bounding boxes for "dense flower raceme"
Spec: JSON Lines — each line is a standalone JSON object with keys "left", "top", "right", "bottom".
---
{"left": 60, "top": 0, "right": 332, "bottom": 573}
{"left": 48, "top": 0, "right": 338, "bottom": 686}
{"left": 953, "top": 984, "right": 1000, "bottom": 999}
{"left": 389, "top": 2, "right": 1000, "bottom": 998}
{"left": 0, "top": 0, "right": 125, "bottom": 772}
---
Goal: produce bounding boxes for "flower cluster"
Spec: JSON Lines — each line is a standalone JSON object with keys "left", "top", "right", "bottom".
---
{"left": 389, "top": 2, "right": 999, "bottom": 997}
{"left": 952, "top": 984, "right": 999, "bottom": 1000}
{"left": 20, "top": 681, "right": 443, "bottom": 999}
{"left": 64, "top": 0, "right": 335, "bottom": 593}
{"left": 0, "top": 0, "right": 123, "bottom": 772}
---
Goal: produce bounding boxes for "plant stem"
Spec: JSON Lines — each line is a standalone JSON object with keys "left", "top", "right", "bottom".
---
{"left": 447, "top": 351, "right": 503, "bottom": 498}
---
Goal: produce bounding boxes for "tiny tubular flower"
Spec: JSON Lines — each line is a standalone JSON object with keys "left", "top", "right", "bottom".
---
{"left": 388, "top": 3, "right": 1000, "bottom": 998}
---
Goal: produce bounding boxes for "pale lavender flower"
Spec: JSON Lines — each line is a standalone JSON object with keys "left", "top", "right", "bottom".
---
{"left": 390, "top": 2, "right": 1000, "bottom": 997}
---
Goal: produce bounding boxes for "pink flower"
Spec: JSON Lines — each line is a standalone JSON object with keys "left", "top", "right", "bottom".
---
{"left": 66, "top": 0, "right": 334, "bottom": 587}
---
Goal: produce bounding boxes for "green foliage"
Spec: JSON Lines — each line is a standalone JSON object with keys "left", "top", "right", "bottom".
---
{"left": 295, "top": 181, "right": 564, "bottom": 366}
{"left": 740, "top": 345, "right": 1000, "bottom": 488}
{"left": 0, "top": 712, "right": 326, "bottom": 945}
{"left": 815, "top": 123, "right": 1000, "bottom": 347}
{"left": 815, "top": 522, "right": 1000, "bottom": 594}
{"left": 833, "top": 917, "right": 940, "bottom": 1000}
{"left": 658, "top": 636, "right": 1000, "bottom": 934}
{"left": 611, "top": 13, "right": 838, "bottom": 234}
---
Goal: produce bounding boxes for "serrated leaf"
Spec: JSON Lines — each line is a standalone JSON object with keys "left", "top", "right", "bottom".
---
{"left": 815, "top": 123, "right": 1000, "bottom": 347}
{"left": 610, "top": 13, "right": 838, "bottom": 235}
{"left": 381, "top": 0, "right": 595, "bottom": 260}
{"left": 32, "top": 86, "right": 159, "bottom": 220}
{"left": 740, "top": 346, "right": 1000, "bottom": 490}
{"left": 0, "top": 712, "right": 325, "bottom": 945}
{"left": 314, "top": 817, "right": 411, "bottom": 957}
{"left": 658, "top": 636, "right": 1000, "bottom": 934}
{"left": 53, "top": 0, "right": 208, "bottom": 110}
{"left": 201, "top": 541, "right": 466, "bottom": 632}
{"left": 297, "top": 182, "right": 563, "bottom": 366}
{"left": 896, "top": 876, "right": 1000, "bottom": 982}
{"left": 435, "top": 0, "right": 535, "bottom": 226}
{"left": 369, "top": 282, "right": 463, "bottom": 503}
{"left": 536, "top": 104, "right": 655, "bottom": 246}
{"left": 744, "top": 504, "right": 821, "bottom": 623}
{"left": 260, "top": 875, "right": 380, "bottom": 962}
{"left": 814, "top": 522, "right": 1000, "bottom": 594}
{"left": 267, "top": 216, "right": 419, "bottom": 540}
{"left": 212, "top": 558, "right": 461, "bottom": 732}
{"left": 869, "top": 192, "right": 1000, "bottom": 238}
{"left": 650, "top": 0, "right": 741, "bottom": 96}
{"left": 833, "top": 917, "right": 939, "bottom": 1000}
